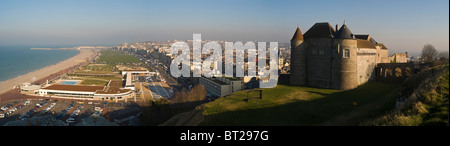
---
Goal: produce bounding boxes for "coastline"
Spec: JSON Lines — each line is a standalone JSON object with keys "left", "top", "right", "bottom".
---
{"left": 0, "top": 48, "right": 96, "bottom": 98}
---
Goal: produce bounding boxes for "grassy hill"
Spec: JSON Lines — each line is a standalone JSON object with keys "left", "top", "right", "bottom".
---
{"left": 362, "top": 65, "right": 449, "bottom": 126}
{"left": 163, "top": 81, "right": 401, "bottom": 126}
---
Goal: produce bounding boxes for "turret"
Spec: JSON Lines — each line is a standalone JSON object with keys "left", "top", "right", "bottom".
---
{"left": 290, "top": 26, "right": 306, "bottom": 86}
{"left": 332, "top": 23, "right": 358, "bottom": 90}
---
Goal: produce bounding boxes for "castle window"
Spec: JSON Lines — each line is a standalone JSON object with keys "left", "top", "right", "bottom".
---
{"left": 344, "top": 49, "right": 350, "bottom": 58}
{"left": 312, "top": 50, "right": 317, "bottom": 55}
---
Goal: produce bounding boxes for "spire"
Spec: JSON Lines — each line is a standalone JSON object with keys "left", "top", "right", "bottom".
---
{"left": 291, "top": 26, "right": 304, "bottom": 41}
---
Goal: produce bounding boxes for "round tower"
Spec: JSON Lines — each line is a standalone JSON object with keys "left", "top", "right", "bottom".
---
{"left": 290, "top": 26, "right": 306, "bottom": 86}
{"left": 332, "top": 23, "right": 358, "bottom": 90}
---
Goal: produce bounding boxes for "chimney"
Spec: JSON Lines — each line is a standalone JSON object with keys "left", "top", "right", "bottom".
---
{"left": 94, "top": 116, "right": 97, "bottom": 124}
{"left": 336, "top": 24, "right": 339, "bottom": 32}
{"left": 36, "top": 119, "right": 40, "bottom": 126}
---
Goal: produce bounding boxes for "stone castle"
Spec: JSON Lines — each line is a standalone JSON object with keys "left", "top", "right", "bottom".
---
{"left": 290, "top": 22, "right": 390, "bottom": 90}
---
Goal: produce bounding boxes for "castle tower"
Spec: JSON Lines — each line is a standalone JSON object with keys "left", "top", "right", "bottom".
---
{"left": 332, "top": 23, "right": 358, "bottom": 90}
{"left": 290, "top": 26, "right": 306, "bottom": 86}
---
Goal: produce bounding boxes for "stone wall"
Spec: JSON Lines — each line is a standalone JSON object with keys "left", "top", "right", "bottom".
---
{"left": 289, "top": 40, "right": 306, "bottom": 86}
{"left": 332, "top": 39, "right": 358, "bottom": 90}
{"left": 376, "top": 46, "right": 389, "bottom": 63}
{"left": 305, "top": 38, "right": 333, "bottom": 88}
{"left": 356, "top": 48, "right": 377, "bottom": 85}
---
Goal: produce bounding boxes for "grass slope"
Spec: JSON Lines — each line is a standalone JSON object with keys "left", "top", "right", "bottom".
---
{"left": 198, "top": 82, "right": 400, "bottom": 126}
{"left": 362, "top": 65, "right": 449, "bottom": 126}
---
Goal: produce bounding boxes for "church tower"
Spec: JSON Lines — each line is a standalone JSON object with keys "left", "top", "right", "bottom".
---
{"left": 290, "top": 26, "right": 306, "bottom": 86}
{"left": 332, "top": 22, "right": 358, "bottom": 90}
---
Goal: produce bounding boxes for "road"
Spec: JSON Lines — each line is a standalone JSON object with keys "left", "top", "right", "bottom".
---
{"left": 146, "top": 59, "right": 178, "bottom": 87}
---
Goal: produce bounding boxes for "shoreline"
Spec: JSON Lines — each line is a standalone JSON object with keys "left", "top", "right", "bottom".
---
{"left": 0, "top": 48, "right": 97, "bottom": 100}
{"left": 31, "top": 46, "right": 112, "bottom": 50}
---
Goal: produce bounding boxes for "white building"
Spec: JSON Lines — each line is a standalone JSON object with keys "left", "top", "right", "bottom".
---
{"left": 38, "top": 80, "right": 134, "bottom": 101}
{"left": 199, "top": 77, "right": 243, "bottom": 97}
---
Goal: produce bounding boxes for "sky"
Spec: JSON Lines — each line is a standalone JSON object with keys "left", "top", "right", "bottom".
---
{"left": 0, "top": 0, "right": 448, "bottom": 56}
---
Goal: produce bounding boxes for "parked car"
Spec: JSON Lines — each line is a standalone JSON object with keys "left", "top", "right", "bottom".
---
{"left": 94, "top": 106, "right": 103, "bottom": 111}
{"left": 19, "top": 116, "right": 27, "bottom": 120}
{"left": 66, "top": 118, "right": 75, "bottom": 123}
{"left": 4, "top": 111, "right": 11, "bottom": 116}
{"left": 24, "top": 112, "right": 32, "bottom": 117}
{"left": 1, "top": 106, "right": 9, "bottom": 110}
{"left": 9, "top": 107, "right": 17, "bottom": 112}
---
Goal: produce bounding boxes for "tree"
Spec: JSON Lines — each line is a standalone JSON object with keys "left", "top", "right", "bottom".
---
{"left": 170, "top": 85, "right": 207, "bottom": 104}
{"left": 421, "top": 44, "right": 438, "bottom": 63}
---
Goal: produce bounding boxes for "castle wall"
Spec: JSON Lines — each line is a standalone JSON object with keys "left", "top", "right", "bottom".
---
{"left": 389, "top": 53, "right": 407, "bottom": 63}
{"left": 305, "top": 38, "right": 333, "bottom": 88}
{"left": 332, "top": 39, "right": 358, "bottom": 90}
{"left": 356, "top": 48, "right": 377, "bottom": 85}
{"left": 378, "top": 48, "right": 389, "bottom": 63}
{"left": 290, "top": 40, "right": 306, "bottom": 86}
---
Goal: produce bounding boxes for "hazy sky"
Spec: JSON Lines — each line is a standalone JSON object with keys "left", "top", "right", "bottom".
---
{"left": 0, "top": 0, "right": 448, "bottom": 56}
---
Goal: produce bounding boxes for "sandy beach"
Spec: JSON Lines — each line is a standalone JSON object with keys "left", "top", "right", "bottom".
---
{"left": 0, "top": 48, "right": 96, "bottom": 97}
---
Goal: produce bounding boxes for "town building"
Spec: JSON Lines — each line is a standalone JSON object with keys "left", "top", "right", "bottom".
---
{"left": 38, "top": 80, "right": 134, "bottom": 101}
{"left": 199, "top": 77, "right": 243, "bottom": 97}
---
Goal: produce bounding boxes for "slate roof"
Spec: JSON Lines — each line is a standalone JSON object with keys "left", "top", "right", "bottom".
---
{"left": 303, "top": 22, "right": 335, "bottom": 39}
{"left": 334, "top": 24, "right": 354, "bottom": 39}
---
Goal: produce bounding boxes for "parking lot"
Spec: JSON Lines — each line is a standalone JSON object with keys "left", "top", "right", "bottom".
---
{"left": 147, "top": 76, "right": 173, "bottom": 99}
{"left": 0, "top": 98, "right": 142, "bottom": 126}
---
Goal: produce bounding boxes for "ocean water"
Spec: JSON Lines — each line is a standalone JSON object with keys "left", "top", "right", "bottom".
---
{"left": 0, "top": 46, "right": 79, "bottom": 82}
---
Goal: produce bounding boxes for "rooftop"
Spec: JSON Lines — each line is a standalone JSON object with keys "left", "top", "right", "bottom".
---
{"left": 303, "top": 22, "right": 335, "bottom": 39}
{"left": 334, "top": 24, "right": 354, "bottom": 39}
{"left": 107, "top": 80, "right": 124, "bottom": 88}
{"left": 41, "top": 83, "right": 131, "bottom": 95}
{"left": 291, "top": 26, "right": 304, "bottom": 41}
{"left": 42, "top": 84, "right": 105, "bottom": 92}
{"left": 95, "top": 86, "right": 131, "bottom": 94}
{"left": 357, "top": 39, "right": 376, "bottom": 49}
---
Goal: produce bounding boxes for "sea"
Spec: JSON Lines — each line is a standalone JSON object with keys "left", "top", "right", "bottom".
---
{"left": 0, "top": 46, "right": 79, "bottom": 82}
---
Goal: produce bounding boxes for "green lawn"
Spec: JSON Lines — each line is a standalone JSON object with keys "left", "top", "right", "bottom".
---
{"left": 97, "top": 50, "right": 143, "bottom": 64}
{"left": 80, "top": 79, "right": 108, "bottom": 86}
{"left": 199, "top": 81, "right": 400, "bottom": 126}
